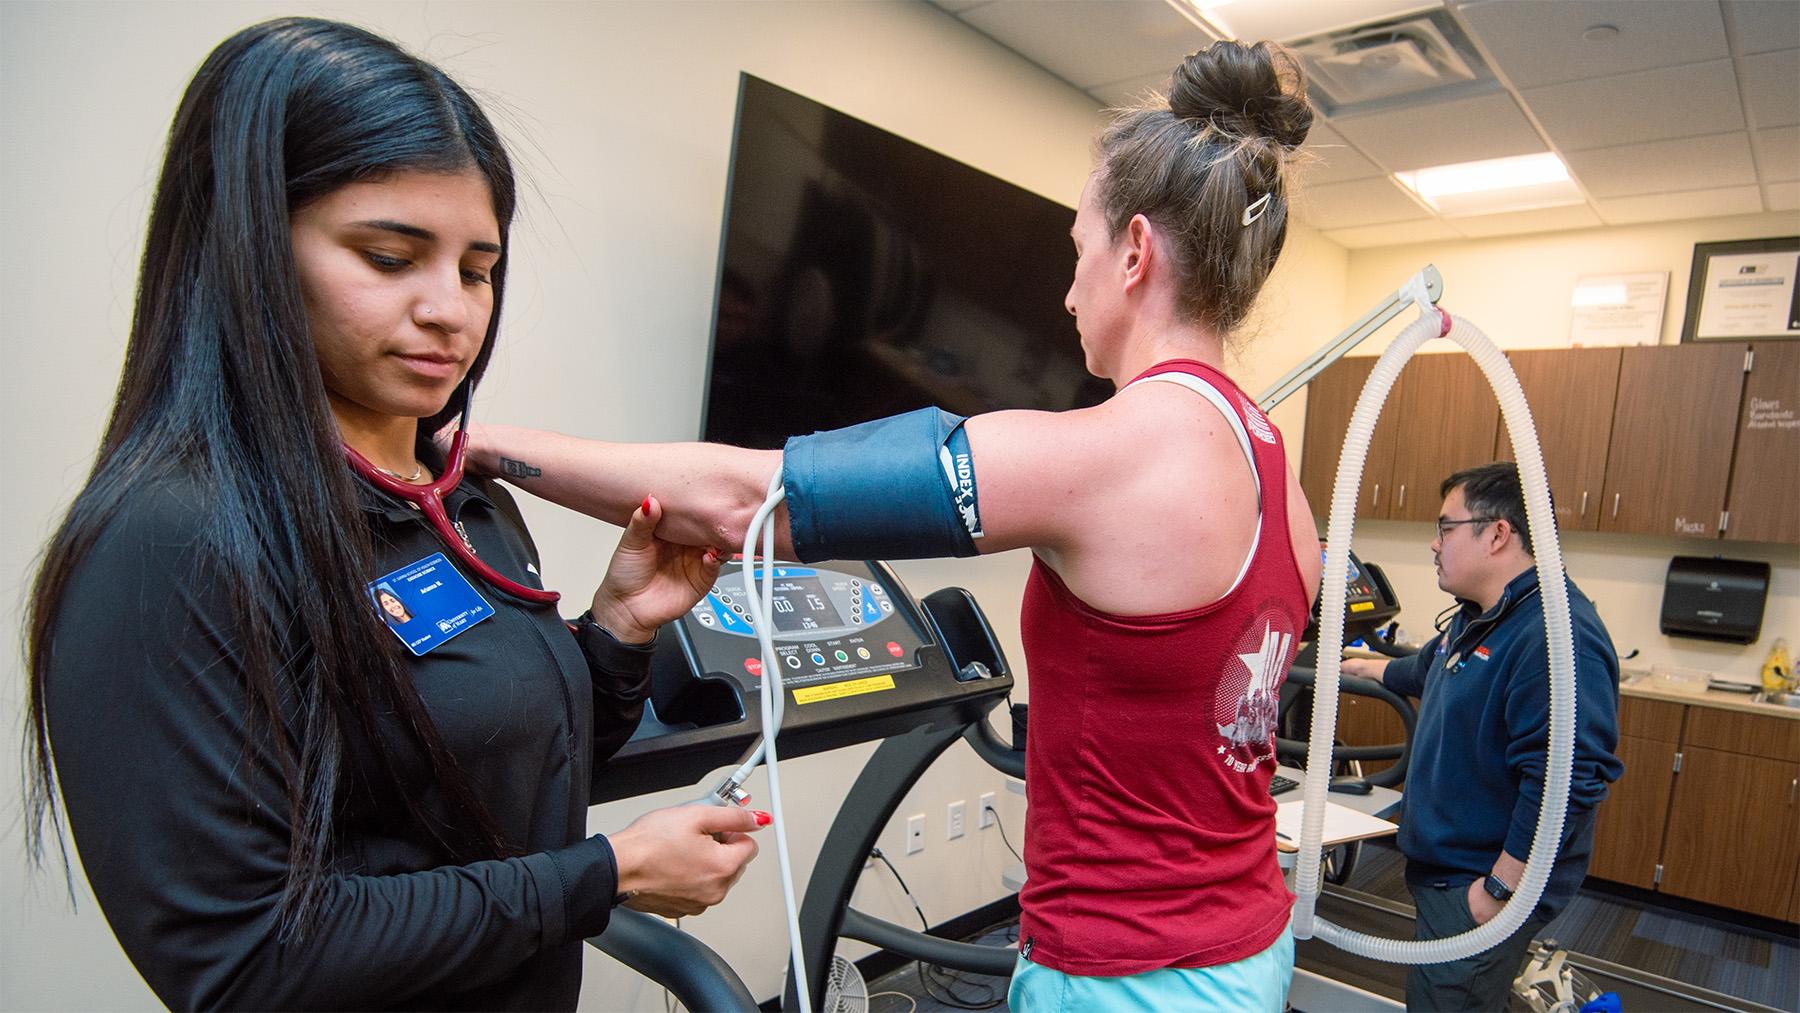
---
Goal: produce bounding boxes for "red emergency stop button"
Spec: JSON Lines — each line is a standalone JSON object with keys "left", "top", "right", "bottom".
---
{"left": 744, "top": 657, "right": 763, "bottom": 678}
{"left": 886, "top": 642, "right": 904, "bottom": 657}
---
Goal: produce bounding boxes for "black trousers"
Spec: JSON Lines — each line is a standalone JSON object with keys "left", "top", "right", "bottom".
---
{"left": 1405, "top": 880, "right": 1550, "bottom": 1012}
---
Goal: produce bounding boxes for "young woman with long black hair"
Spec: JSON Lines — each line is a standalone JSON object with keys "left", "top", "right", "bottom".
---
{"left": 23, "top": 18, "right": 762, "bottom": 1009}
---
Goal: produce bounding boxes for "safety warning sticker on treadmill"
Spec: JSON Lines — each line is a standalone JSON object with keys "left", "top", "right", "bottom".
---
{"left": 792, "top": 675, "right": 896, "bottom": 705}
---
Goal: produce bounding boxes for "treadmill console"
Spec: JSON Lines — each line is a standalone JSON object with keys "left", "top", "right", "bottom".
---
{"left": 682, "top": 564, "right": 930, "bottom": 690}
{"left": 1304, "top": 544, "right": 1402, "bottom": 645}
{"left": 595, "top": 558, "right": 1011, "bottom": 803}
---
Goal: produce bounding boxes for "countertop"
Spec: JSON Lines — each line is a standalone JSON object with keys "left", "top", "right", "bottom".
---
{"left": 1620, "top": 672, "right": 1800, "bottom": 720}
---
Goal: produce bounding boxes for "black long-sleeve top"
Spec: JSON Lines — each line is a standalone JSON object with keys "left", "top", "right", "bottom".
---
{"left": 44, "top": 471, "right": 652, "bottom": 1009}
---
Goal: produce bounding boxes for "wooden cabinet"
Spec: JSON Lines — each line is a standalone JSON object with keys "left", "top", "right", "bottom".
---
{"left": 1597, "top": 343, "right": 1747, "bottom": 537}
{"left": 1724, "top": 342, "right": 1800, "bottom": 544}
{"left": 1588, "top": 695, "right": 1800, "bottom": 921}
{"left": 1659, "top": 745, "right": 1800, "bottom": 920}
{"left": 1498, "top": 348, "right": 1622, "bottom": 532}
{"left": 1684, "top": 704, "right": 1800, "bottom": 762}
{"left": 1335, "top": 691, "right": 1409, "bottom": 780}
{"left": 1384, "top": 354, "right": 1502, "bottom": 522}
{"left": 1588, "top": 734, "right": 1678, "bottom": 889}
{"left": 1298, "top": 354, "right": 1498, "bottom": 523}
{"left": 1299, "top": 357, "right": 1398, "bottom": 520}
{"left": 1299, "top": 343, "right": 1796, "bottom": 544}
{"left": 1590, "top": 697, "right": 1683, "bottom": 890}
{"left": 1792, "top": 853, "right": 1800, "bottom": 923}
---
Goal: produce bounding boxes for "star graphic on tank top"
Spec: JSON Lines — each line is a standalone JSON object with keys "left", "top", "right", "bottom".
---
{"left": 1217, "top": 744, "right": 1226, "bottom": 754}
{"left": 1238, "top": 623, "right": 1291, "bottom": 698}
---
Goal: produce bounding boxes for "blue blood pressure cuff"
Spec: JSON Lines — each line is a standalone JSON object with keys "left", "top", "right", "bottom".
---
{"left": 783, "top": 407, "right": 983, "bottom": 563}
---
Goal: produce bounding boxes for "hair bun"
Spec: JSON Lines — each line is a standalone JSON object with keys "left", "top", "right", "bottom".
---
{"left": 1167, "top": 40, "right": 1313, "bottom": 150}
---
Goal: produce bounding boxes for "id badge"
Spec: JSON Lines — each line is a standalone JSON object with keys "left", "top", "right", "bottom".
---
{"left": 369, "top": 552, "right": 493, "bottom": 657}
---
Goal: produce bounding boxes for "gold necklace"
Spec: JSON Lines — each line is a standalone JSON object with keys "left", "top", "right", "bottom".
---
{"left": 375, "top": 462, "right": 425, "bottom": 483}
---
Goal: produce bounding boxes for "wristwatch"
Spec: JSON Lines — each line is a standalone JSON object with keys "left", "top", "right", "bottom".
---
{"left": 1482, "top": 872, "right": 1516, "bottom": 902}
{"left": 570, "top": 609, "right": 657, "bottom": 658}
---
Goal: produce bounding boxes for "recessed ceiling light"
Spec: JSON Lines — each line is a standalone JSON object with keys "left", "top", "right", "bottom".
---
{"left": 1394, "top": 152, "right": 1585, "bottom": 217}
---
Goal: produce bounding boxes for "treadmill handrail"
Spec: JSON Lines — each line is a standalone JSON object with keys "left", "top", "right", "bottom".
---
{"left": 840, "top": 907, "right": 1018, "bottom": 978}
{"left": 587, "top": 908, "right": 758, "bottom": 1012}
{"left": 1280, "top": 667, "right": 1416, "bottom": 789}
{"left": 963, "top": 716, "right": 1025, "bottom": 779}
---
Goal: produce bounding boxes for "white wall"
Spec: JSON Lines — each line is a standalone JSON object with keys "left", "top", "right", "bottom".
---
{"left": 1326, "top": 213, "right": 1800, "bottom": 683}
{"left": 0, "top": 1, "right": 1111, "bottom": 1009}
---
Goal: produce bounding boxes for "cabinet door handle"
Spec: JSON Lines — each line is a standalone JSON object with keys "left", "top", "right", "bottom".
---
{"left": 1398, "top": 484, "right": 1406, "bottom": 509}
{"left": 1372, "top": 483, "right": 1381, "bottom": 508}
{"left": 1790, "top": 777, "right": 1797, "bottom": 804}
{"left": 1579, "top": 491, "right": 1589, "bottom": 517}
{"left": 1612, "top": 493, "right": 1621, "bottom": 519}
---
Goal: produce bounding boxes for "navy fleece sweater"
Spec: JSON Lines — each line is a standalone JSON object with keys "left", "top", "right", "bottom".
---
{"left": 1384, "top": 568, "right": 1623, "bottom": 917}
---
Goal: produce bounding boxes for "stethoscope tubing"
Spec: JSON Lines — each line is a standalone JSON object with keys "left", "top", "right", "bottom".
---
{"left": 342, "top": 400, "right": 561, "bottom": 607}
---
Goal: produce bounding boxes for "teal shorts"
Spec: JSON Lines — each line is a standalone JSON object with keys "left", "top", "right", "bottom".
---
{"left": 1007, "top": 925, "right": 1294, "bottom": 1012}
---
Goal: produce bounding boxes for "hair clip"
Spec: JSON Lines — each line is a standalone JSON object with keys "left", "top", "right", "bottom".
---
{"left": 1241, "top": 192, "right": 1272, "bottom": 227}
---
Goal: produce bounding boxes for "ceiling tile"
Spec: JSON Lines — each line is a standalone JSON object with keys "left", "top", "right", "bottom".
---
{"left": 1765, "top": 181, "right": 1800, "bottom": 212}
{"left": 1455, "top": 0, "right": 1728, "bottom": 89}
{"left": 1332, "top": 91, "right": 1545, "bottom": 171}
{"left": 1723, "top": 0, "right": 1800, "bottom": 56}
{"left": 1525, "top": 60, "right": 1744, "bottom": 151}
{"left": 1088, "top": 69, "right": 1171, "bottom": 109}
{"left": 1297, "top": 122, "right": 1384, "bottom": 186}
{"left": 1756, "top": 126, "right": 1800, "bottom": 182}
{"left": 1565, "top": 133, "right": 1757, "bottom": 198}
{"left": 1594, "top": 185, "right": 1765, "bottom": 226}
{"left": 1321, "top": 218, "right": 1466, "bottom": 250}
{"left": 1740, "top": 49, "right": 1800, "bottom": 128}
{"left": 958, "top": 0, "right": 1205, "bottom": 90}
{"left": 1293, "top": 176, "right": 1431, "bottom": 230}
{"left": 1447, "top": 203, "right": 1602, "bottom": 237}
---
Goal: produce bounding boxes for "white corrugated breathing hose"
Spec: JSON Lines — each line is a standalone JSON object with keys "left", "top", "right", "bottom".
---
{"left": 1291, "top": 275, "right": 1578, "bottom": 964}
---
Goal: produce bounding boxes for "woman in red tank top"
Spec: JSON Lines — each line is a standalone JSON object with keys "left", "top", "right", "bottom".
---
{"left": 467, "top": 39, "right": 1324, "bottom": 1011}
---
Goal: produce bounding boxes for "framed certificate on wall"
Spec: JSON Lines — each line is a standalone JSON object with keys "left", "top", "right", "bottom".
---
{"left": 1680, "top": 236, "right": 1800, "bottom": 342}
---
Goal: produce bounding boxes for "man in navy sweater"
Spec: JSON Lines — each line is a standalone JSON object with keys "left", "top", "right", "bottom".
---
{"left": 1342, "top": 462, "right": 1622, "bottom": 1011}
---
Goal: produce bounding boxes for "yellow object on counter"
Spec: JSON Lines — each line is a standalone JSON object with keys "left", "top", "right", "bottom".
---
{"left": 1761, "top": 638, "right": 1793, "bottom": 693}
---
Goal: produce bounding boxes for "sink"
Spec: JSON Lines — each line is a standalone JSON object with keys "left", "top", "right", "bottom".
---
{"left": 1753, "top": 691, "right": 1800, "bottom": 709}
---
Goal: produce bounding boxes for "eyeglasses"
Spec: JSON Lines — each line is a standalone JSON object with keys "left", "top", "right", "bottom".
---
{"left": 1436, "top": 516, "right": 1495, "bottom": 539}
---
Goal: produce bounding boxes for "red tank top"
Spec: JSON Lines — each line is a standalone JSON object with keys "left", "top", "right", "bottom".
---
{"left": 1016, "top": 359, "right": 1309, "bottom": 976}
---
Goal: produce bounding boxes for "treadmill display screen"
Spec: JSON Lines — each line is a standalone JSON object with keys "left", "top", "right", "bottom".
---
{"left": 769, "top": 575, "right": 844, "bottom": 633}
{"left": 682, "top": 562, "right": 924, "bottom": 687}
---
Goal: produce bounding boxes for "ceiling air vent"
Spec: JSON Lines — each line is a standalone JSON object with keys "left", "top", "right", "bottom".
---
{"left": 1288, "top": 8, "right": 1497, "bottom": 117}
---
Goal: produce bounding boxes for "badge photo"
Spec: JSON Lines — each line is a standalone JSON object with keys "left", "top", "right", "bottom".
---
{"left": 368, "top": 552, "right": 493, "bottom": 657}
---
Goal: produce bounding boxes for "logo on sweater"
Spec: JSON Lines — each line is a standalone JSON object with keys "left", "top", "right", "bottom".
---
{"left": 1214, "top": 611, "right": 1297, "bottom": 772}
{"left": 1238, "top": 395, "right": 1277, "bottom": 445}
{"left": 1472, "top": 646, "right": 1491, "bottom": 661}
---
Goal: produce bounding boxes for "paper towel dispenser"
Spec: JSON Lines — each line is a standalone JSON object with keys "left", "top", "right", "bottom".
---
{"left": 1660, "top": 556, "right": 1770, "bottom": 645}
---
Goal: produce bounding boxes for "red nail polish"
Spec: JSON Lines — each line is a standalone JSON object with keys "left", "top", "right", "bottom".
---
{"left": 641, "top": 495, "right": 653, "bottom": 514}
{"left": 752, "top": 810, "right": 772, "bottom": 826}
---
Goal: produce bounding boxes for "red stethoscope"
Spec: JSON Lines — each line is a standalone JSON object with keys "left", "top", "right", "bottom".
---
{"left": 342, "top": 397, "right": 561, "bottom": 606}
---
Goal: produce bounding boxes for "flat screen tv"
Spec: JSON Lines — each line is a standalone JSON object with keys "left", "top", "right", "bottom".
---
{"left": 701, "top": 75, "right": 1110, "bottom": 449}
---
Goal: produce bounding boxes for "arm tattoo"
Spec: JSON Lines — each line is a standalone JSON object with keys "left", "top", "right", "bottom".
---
{"left": 499, "top": 457, "right": 542, "bottom": 480}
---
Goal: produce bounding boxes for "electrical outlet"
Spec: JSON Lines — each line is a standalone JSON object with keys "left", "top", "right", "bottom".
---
{"left": 947, "top": 800, "right": 966, "bottom": 839}
{"left": 906, "top": 814, "right": 926, "bottom": 854}
{"left": 979, "top": 792, "right": 997, "bottom": 828}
